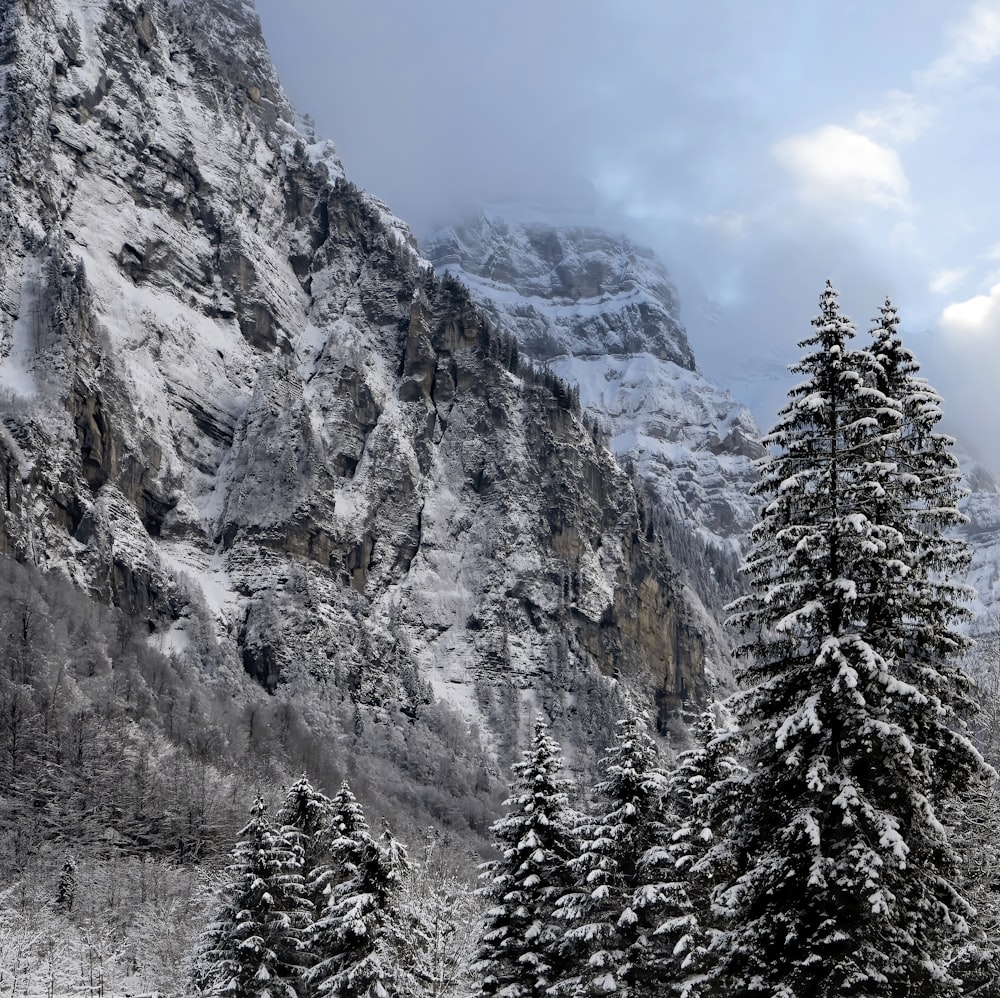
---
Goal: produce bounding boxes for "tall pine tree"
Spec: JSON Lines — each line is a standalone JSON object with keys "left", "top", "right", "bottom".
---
{"left": 557, "top": 708, "right": 689, "bottom": 997}
{"left": 866, "top": 298, "right": 976, "bottom": 727}
{"left": 197, "top": 797, "right": 311, "bottom": 998}
{"left": 718, "top": 283, "right": 987, "bottom": 996}
{"left": 305, "top": 782, "right": 408, "bottom": 998}
{"left": 476, "top": 719, "right": 578, "bottom": 998}
{"left": 276, "top": 777, "right": 337, "bottom": 923}
{"left": 664, "top": 703, "right": 744, "bottom": 996}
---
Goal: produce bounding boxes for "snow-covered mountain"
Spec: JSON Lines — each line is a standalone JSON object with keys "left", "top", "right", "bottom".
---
{"left": 425, "top": 213, "right": 762, "bottom": 612}
{"left": 0, "top": 0, "right": 721, "bottom": 776}
{"left": 425, "top": 213, "right": 1000, "bottom": 647}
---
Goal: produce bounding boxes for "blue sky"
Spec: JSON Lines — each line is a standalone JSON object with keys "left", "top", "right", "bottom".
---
{"left": 257, "top": 1, "right": 1000, "bottom": 469}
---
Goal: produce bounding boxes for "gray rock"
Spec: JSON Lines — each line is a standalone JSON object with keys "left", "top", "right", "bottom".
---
{"left": 0, "top": 0, "right": 714, "bottom": 772}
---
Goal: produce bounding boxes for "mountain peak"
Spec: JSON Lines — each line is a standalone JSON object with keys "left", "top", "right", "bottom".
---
{"left": 425, "top": 212, "right": 696, "bottom": 369}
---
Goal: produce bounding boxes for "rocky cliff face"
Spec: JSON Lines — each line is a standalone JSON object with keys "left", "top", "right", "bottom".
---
{"left": 425, "top": 213, "right": 762, "bottom": 617}
{"left": 427, "top": 213, "right": 696, "bottom": 369}
{"left": 0, "top": 0, "right": 713, "bottom": 769}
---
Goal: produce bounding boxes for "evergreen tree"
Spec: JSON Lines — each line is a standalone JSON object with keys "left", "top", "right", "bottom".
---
{"left": 865, "top": 298, "right": 977, "bottom": 735}
{"left": 55, "top": 855, "right": 77, "bottom": 913}
{"left": 664, "top": 703, "right": 744, "bottom": 995}
{"left": 867, "top": 298, "right": 999, "bottom": 990}
{"left": 197, "top": 797, "right": 310, "bottom": 998}
{"left": 276, "top": 777, "right": 337, "bottom": 920}
{"left": 557, "top": 708, "right": 688, "bottom": 997}
{"left": 718, "top": 283, "right": 987, "bottom": 996}
{"left": 475, "top": 719, "right": 578, "bottom": 997}
{"left": 305, "top": 783, "right": 407, "bottom": 998}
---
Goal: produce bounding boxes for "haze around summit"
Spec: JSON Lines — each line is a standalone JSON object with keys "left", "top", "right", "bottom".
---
{"left": 256, "top": 0, "right": 1000, "bottom": 472}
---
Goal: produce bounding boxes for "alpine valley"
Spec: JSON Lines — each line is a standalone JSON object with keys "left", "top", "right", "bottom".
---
{"left": 2, "top": 0, "right": 1000, "bottom": 992}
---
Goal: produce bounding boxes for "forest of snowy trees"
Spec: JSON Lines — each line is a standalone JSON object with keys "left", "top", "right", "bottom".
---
{"left": 3, "top": 283, "right": 1000, "bottom": 996}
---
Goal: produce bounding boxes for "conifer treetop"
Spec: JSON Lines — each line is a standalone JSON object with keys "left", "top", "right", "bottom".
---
{"left": 475, "top": 719, "right": 577, "bottom": 998}
{"left": 197, "top": 796, "right": 310, "bottom": 998}
{"left": 716, "top": 285, "right": 987, "bottom": 997}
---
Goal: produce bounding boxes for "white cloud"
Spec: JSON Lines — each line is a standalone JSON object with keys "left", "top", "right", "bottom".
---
{"left": 939, "top": 282, "right": 1000, "bottom": 334}
{"left": 929, "top": 267, "right": 969, "bottom": 294}
{"left": 855, "top": 90, "right": 935, "bottom": 144}
{"left": 695, "top": 210, "right": 747, "bottom": 238}
{"left": 922, "top": 1, "right": 1000, "bottom": 85}
{"left": 773, "top": 125, "right": 910, "bottom": 215}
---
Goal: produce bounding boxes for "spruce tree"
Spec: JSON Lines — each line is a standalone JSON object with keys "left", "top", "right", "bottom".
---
{"left": 476, "top": 719, "right": 578, "bottom": 997}
{"left": 718, "top": 283, "right": 987, "bottom": 996}
{"left": 664, "top": 703, "right": 744, "bottom": 995}
{"left": 197, "top": 797, "right": 310, "bottom": 998}
{"left": 276, "top": 777, "right": 337, "bottom": 920}
{"left": 55, "top": 855, "right": 77, "bottom": 913}
{"left": 866, "top": 298, "right": 976, "bottom": 725}
{"left": 305, "top": 782, "right": 407, "bottom": 998}
{"left": 557, "top": 709, "right": 687, "bottom": 997}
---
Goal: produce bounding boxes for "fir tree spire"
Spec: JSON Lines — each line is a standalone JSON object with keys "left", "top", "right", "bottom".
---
{"left": 475, "top": 719, "right": 578, "bottom": 997}
{"left": 557, "top": 707, "right": 685, "bottom": 997}
{"left": 717, "top": 284, "right": 988, "bottom": 996}
{"left": 196, "top": 796, "right": 310, "bottom": 998}
{"left": 665, "top": 702, "right": 745, "bottom": 995}
{"left": 276, "top": 776, "right": 337, "bottom": 920}
{"left": 305, "top": 782, "right": 407, "bottom": 998}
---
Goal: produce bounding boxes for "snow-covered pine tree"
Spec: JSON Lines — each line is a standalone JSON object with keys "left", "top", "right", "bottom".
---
{"left": 476, "top": 719, "right": 578, "bottom": 998}
{"left": 196, "top": 796, "right": 311, "bottom": 998}
{"left": 718, "top": 282, "right": 988, "bottom": 996}
{"left": 664, "top": 702, "right": 744, "bottom": 995}
{"left": 305, "top": 783, "right": 407, "bottom": 998}
{"left": 556, "top": 708, "right": 686, "bottom": 997}
{"left": 276, "top": 777, "right": 337, "bottom": 919}
{"left": 274, "top": 776, "right": 339, "bottom": 984}
{"left": 865, "top": 298, "right": 977, "bottom": 734}
{"left": 866, "top": 299, "right": 999, "bottom": 990}
{"left": 304, "top": 779, "right": 370, "bottom": 926}
{"left": 55, "top": 855, "right": 77, "bottom": 913}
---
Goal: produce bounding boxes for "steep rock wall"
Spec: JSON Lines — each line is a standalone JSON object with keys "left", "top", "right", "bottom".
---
{"left": 426, "top": 213, "right": 762, "bottom": 641}
{"left": 0, "top": 0, "right": 711, "bottom": 768}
